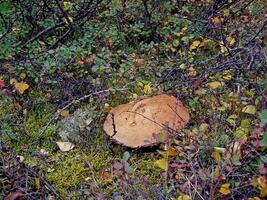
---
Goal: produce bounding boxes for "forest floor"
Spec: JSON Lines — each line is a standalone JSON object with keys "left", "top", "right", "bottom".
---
{"left": 0, "top": 1, "right": 267, "bottom": 199}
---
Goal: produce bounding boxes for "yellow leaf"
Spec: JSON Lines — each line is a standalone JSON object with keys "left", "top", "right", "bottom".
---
{"left": 214, "top": 151, "right": 221, "bottom": 163}
{"left": 251, "top": 177, "right": 259, "bottom": 187}
{"left": 59, "top": 110, "right": 69, "bottom": 118}
{"left": 56, "top": 141, "right": 75, "bottom": 152}
{"left": 242, "top": 105, "right": 256, "bottom": 115}
{"left": 212, "top": 17, "right": 221, "bottom": 24}
{"left": 114, "top": 0, "right": 121, "bottom": 5}
{"left": 190, "top": 40, "right": 201, "bottom": 50}
{"left": 219, "top": 183, "right": 231, "bottom": 195}
{"left": 213, "top": 166, "right": 220, "bottom": 179}
{"left": 227, "top": 37, "right": 236, "bottom": 46}
{"left": 223, "top": 9, "right": 230, "bottom": 17}
{"left": 19, "top": 73, "right": 26, "bottom": 80}
{"left": 206, "top": 81, "right": 224, "bottom": 89}
{"left": 155, "top": 158, "right": 168, "bottom": 170}
{"left": 257, "top": 176, "right": 267, "bottom": 197}
{"left": 143, "top": 84, "right": 152, "bottom": 94}
{"left": 248, "top": 197, "right": 261, "bottom": 200}
{"left": 223, "top": 73, "right": 232, "bottom": 80}
{"left": 260, "top": 187, "right": 267, "bottom": 197}
{"left": 258, "top": 176, "right": 267, "bottom": 188}
{"left": 10, "top": 78, "right": 18, "bottom": 85}
{"left": 214, "top": 147, "right": 226, "bottom": 154}
{"left": 63, "top": 2, "right": 71, "bottom": 10}
{"left": 177, "top": 194, "right": 191, "bottom": 200}
{"left": 15, "top": 82, "right": 29, "bottom": 94}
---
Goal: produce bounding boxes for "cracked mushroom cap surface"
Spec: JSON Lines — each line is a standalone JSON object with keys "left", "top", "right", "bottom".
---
{"left": 103, "top": 94, "right": 190, "bottom": 148}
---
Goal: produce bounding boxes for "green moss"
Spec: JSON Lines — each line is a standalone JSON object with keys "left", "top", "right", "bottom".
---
{"left": 131, "top": 153, "right": 161, "bottom": 183}
{"left": 0, "top": 94, "right": 13, "bottom": 120}
{"left": 45, "top": 150, "right": 90, "bottom": 196}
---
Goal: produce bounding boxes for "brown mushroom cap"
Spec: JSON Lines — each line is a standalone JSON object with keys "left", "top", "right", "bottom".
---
{"left": 103, "top": 94, "right": 190, "bottom": 148}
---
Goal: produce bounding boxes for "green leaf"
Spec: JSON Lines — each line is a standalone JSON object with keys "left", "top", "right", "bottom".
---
{"left": 122, "top": 151, "right": 130, "bottom": 162}
{"left": 260, "top": 109, "right": 267, "bottom": 126}
{"left": 242, "top": 105, "right": 256, "bottom": 115}
{"left": 260, "top": 155, "right": 267, "bottom": 164}
{"left": 259, "top": 133, "right": 267, "bottom": 147}
{"left": 124, "top": 163, "right": 134, "bottom": 174}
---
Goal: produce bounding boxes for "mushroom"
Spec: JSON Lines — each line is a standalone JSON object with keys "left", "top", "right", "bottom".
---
{"left": 103, "top": 94, "right": 190, "bottom": 148}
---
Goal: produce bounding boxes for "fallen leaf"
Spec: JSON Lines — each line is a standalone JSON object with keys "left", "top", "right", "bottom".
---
{"left": 19, "top": 73, "right": 26, "bottom": 80}
{"left": 242, "top": 105, "right": 256, "bottom": 115}
{"left": 223, "top": 74, "right": 232, "bottom": 80}
{"left": 212, "top": 17, "right": 221, "bottom": 24}
{"left": 0, "top": 79, "right": 5, "bottom": 88}
{"left": 56, "top": 141, "right": 75, "bottom": 152}
{"left": 227, "top": 37, "right": 236, "bottom": 46}
{"left": 206, "top": 81, "right": 224, "bottom": 89}
{"left": 192, "top": 79, "right": 202, "bottom": 88}
{"left": 248, "top": 197, "right": 261, "bottom": 200}
{"left": 219, "top": 183, "right": 231, "bottom": 195}
{"left": 158, "top": 146, "right": 179, "bottom": 157}
{"left": 63, "top": 1, "right": 71, "bottom": 10}
{"left": 179, "top": 63, "right": 186, "bottom": 69}
{"left": 213, "top": 151, "right": 221, "bottom": 163}
{"left": 258, "top": 176, "right": 267, "bottom": 197}
{"left": 10, "top": 78, "right": 18, "bottom": 85}
{"left": 15, "top": 82, "right": 29, "bottom": 94}
{"left": 59, "top": 110, "right": 69, "bottom": 118}
{"left": 134, "top": 58, "right": 145, "bottom": 68}
{"left": 214, "top": 147, "right": 226, "bottom": 154}
{"left": 4, "top": 191, "right": 24, "bottom": 200}
{"left": 177, "top": 194, "right": 191, "bottom": 200}
{"left": 155, "top": 158, "right": 168, "bottom": 170}
{"left": 190, "top": 40, "right": 201, "bottom": 50}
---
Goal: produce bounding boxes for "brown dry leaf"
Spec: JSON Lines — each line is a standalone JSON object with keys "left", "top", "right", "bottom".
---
{"left": 56, "top": 141, "right": 75, "bottom": 152}
{"left": 9, "top": 103, "right": 22, "bottom": 110}
{"left": 158, "top": 146, "right": 179, "bottom": 157}
{"left": 103, "top": 95, "right": 190, "bottom": 147}
{"left": 134, "top": 58, "right": 145, "bottom": 68}
{"left": 212, "top": 17, "right": 222, "bottom": 24}
{"left": 192, "top": 79, "right": 202, "bottom": 88}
